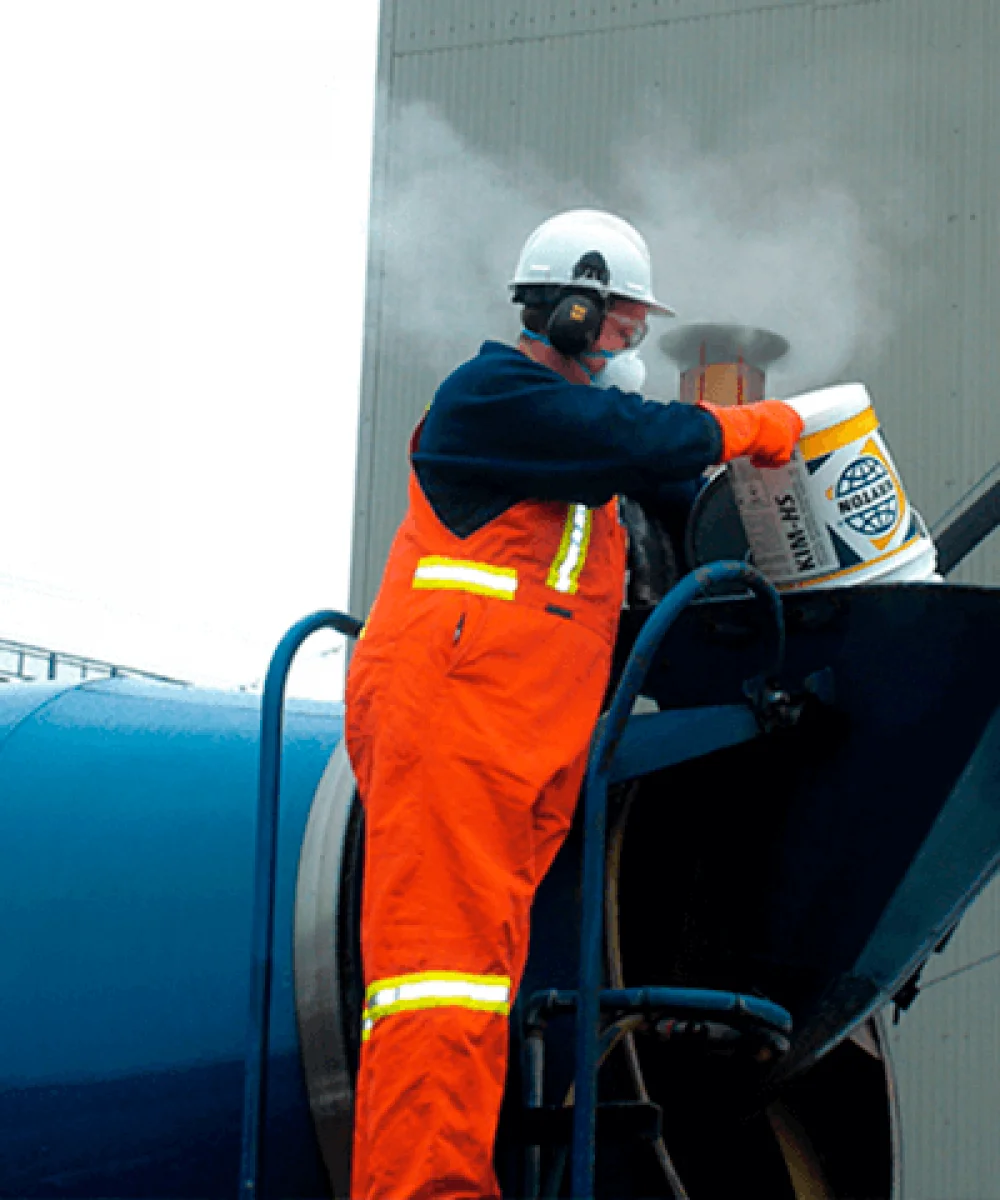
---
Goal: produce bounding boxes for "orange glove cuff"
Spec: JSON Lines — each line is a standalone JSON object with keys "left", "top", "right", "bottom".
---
{"left": 698, "top": 400, "right": 804, "bottom": 468}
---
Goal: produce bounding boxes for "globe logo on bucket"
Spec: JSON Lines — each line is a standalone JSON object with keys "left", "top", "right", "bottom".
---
{"left": 835, "top": 453, "right": 899, "bottom": 539}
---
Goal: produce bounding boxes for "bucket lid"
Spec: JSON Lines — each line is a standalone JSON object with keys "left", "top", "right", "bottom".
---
{"left": 787, "top": 382, "right": 872, "bottom": 437}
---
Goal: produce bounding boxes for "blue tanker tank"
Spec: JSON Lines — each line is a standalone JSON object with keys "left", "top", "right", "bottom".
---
{"left": 0, "top": 678, "right": 341, "bottom": 1200}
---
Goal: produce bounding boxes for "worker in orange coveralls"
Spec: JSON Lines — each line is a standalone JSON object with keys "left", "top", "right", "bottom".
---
{"left": 345, "top": 209, "right": 803, "bottom": 1200}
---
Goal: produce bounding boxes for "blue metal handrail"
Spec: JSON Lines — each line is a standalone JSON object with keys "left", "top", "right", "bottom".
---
{"left": 528, "top": 985, "right": 793, "bottom": 1037}
{"left": 570, "top": 562, "right": 785, "bottom": 1200}
{"left": 239, "top": 609, "right": 363, "bottom": 1200}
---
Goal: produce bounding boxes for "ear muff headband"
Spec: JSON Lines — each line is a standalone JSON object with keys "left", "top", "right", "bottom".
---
{"left": 523, "top": 246, "right": 609, "bottom": 352}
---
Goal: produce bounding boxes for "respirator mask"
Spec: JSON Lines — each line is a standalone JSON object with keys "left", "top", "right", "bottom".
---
{"left": 591, "top": 348, "right": 647, "bottom": 392}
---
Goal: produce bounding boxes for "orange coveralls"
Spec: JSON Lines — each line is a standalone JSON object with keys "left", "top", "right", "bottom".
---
{"left": 345, "top": 430, "right": 626, "bottom": 1199}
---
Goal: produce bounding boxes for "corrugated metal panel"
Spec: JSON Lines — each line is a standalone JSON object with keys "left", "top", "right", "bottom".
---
{"left": 392, "top": 0, "right": 871, "bottom": 55}
{"left": 350, "top": 0, "right": 409, "bottom": 617}
{"left": 809, "top": 0, "right": 1000, "bottom": 588}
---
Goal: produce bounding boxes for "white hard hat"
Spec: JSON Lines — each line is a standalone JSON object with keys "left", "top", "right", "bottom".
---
{"left": 509, "top": 209, "right": 675, "bottom": 317}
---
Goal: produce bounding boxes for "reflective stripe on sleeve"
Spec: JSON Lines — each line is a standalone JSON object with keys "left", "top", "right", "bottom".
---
{"left": 412, "top": 556, "right": 517, "bottom": 600}
{"left": 546, "top": 504, "right": 593, "bottom": 595}
{"left": 361, "top": 971, "right": 512, "bottom": 1041}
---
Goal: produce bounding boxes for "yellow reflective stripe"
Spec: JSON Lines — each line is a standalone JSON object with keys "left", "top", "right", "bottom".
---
{"left": 413, "top": 577, "right": 514, "bottom": 600}
{"left": 547, "top": 507, "right": 578, "bottom": 589}
{"left": 412, "top": 556, "right": 517, "bottom": 600}
{"left": 567, "top": 507, "right": 593, "bottom": 593}
{"left": 365, "top": 977, "right": 510, "bottom": 1010}
{"left": 365, "top": 995, "right": 510, "bottom": 1023}
{"left": 546, "top": 504, "right": 592, "bottom": 595}
{"left": 366, "top": 969, "right": 512, "bottom": 1002}
{"left": 361, "top": 971, "right": 512, "bottom": 1041}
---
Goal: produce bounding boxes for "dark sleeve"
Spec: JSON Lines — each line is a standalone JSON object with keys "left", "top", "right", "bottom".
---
{"left": 413, "top": 349, "right": 723, "bottom": 508}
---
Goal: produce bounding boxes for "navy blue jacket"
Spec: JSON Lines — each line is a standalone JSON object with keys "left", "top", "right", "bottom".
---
{"left": 413, "top": 340, "right": 723, "bottom": 539}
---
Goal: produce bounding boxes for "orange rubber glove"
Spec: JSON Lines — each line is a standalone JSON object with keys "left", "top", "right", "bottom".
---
{"left": 699, "top": 399, "right": 804, "bottom": 468}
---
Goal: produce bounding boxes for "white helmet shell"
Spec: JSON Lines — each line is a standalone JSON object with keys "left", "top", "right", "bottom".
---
{"left": 509, "top": 208, "right": 675, "bottom": 317}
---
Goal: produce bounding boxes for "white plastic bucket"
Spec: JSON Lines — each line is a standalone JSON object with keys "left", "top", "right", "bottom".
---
{"left": 727, "top": 383, "right": 939, "bottom": 591}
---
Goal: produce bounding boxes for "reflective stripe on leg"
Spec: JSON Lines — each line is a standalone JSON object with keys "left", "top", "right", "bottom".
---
{"left": 361, "top": 971, "right": 512, "bottom": 1041}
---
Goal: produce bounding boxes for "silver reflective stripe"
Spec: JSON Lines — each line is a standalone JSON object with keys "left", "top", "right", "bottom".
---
{"left": 548, "top": 504, "right": 592, "bottom": 595}
{"left": 367, "top": 978, "right": 510, "bottom": 1008}
{"left": 412, "top": 556, "right": 518, "bottom": 599}
{"left": 361, "top": 971, "right": 512, "bottom": 1041}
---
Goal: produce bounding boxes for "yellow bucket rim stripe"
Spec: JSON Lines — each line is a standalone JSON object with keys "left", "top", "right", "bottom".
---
{"left": 781, "top": 532, "right": 924, "bottom": 589}
{"left": 365, "top": 969, "right": 512, "bottom": 1002}
{"left": 799, "top": 407, "right": 879, "bottom": 461}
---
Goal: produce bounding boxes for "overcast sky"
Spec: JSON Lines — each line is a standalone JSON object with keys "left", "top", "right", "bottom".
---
{"left": 0, "top": 2, "right": 380, "bottom": 698}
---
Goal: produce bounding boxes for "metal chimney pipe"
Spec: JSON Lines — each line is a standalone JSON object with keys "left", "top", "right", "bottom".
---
{"left": 659, "top": 323, "right": 790, "bottom": 407}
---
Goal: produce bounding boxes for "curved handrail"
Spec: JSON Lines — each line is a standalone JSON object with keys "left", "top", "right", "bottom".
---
{"left": 571, "top": 562, "right": 785, "bottom": 1200}
{"left": 239, "top": 609, "right": 363, "bottom": 1200}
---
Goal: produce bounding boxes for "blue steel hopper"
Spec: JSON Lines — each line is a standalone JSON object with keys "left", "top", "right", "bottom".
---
{"left": 604, "top": 579, "right": 1000, "bottom": 1076}
{"left": 493, "top": 573, "right": 1000, "bottom": 1198}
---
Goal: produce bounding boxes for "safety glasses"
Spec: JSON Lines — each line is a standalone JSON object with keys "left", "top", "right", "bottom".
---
{"left": 606, "top": 309, "right": 649, "bottom": 350}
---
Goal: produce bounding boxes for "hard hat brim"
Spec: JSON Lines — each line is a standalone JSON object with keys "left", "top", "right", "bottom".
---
{"left": 509, "top": 279, "right": 676, "bottom": 318}
{"left": 645, "top": 297, "right": 677, "bottom": 318}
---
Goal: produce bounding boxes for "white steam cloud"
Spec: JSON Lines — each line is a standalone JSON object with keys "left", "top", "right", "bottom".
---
{"left": 373, "top": 103, "right": 587, "bottom": 378}
{"left": 374, "top": 90, "right": 925, "bottom": 399}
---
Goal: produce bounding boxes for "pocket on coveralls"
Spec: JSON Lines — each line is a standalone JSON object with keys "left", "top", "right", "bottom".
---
{"left": 444, "top": 595, "right": 491, "bottom": 676}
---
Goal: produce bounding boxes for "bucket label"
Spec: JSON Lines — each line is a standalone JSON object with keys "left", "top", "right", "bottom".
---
{"left": 729, "top": 423, "right": 919, "bottom": 588}
{"left": 831, "top": 439, "right": 903, "bottom": 550}
{"left": 730, "top": 455, "right": 838, "bottom": 580}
